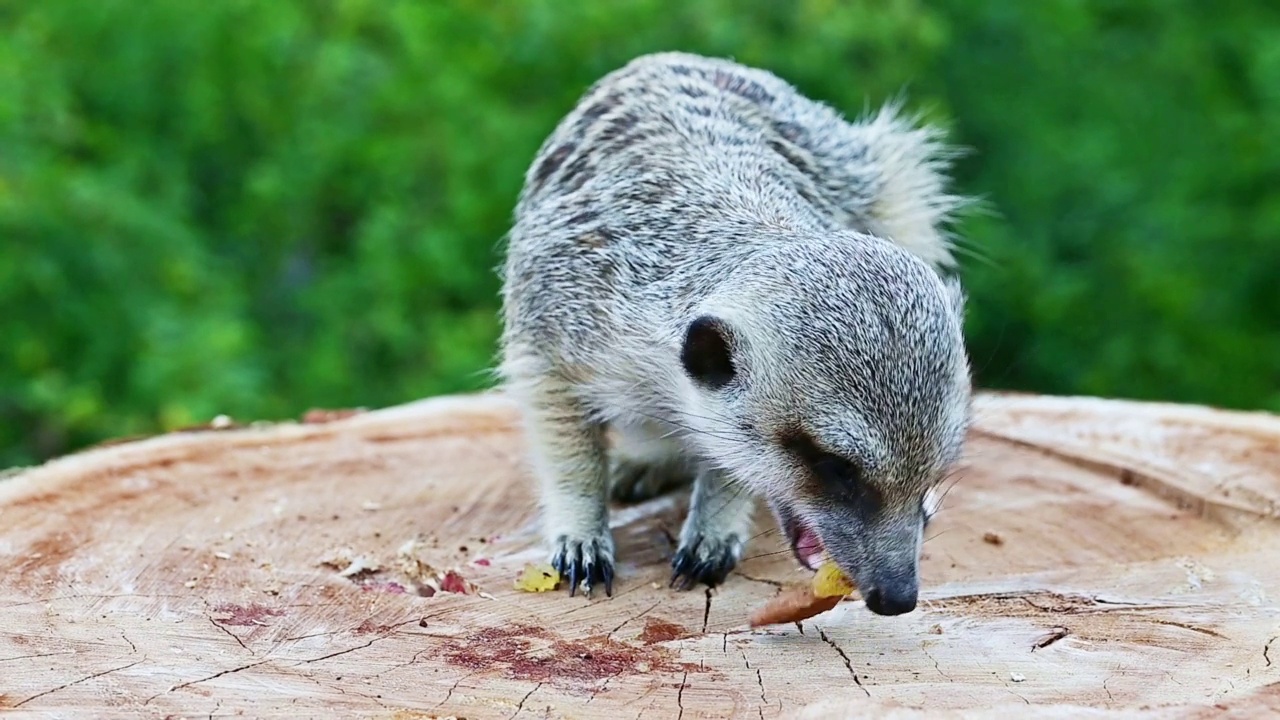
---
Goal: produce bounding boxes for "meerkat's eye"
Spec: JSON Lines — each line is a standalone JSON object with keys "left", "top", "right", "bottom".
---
{"left": 783, "top": 432, "right": 871, "bottom": 494}
{"left": 813, "top": 452, "right": 862, "bottom": 485}
{"left": 680, "top": 315, "right": 736, "bottom": 389}
{"left": 783, "top": 432, "right": 883, "bottom": 512}
{"left": 812, "top": 453, "right": 872, "bottom": 507}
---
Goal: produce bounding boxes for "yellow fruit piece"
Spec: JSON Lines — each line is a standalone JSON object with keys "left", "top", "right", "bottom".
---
{"left": 514, "top": 563, "right": 562, "bottom": 592}
{"left": 811, "top": 561, "right": 855, "bottom": 598}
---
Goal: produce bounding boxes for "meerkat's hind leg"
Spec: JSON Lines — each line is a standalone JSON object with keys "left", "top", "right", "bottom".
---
{"left": 608, "top": 420, "right": 696, "bottom": 504}
{"left": 512, "top": 369, "right": 616, "bottom": 597}
{"left": 669, "top": 467, "right": 755, "bottom": 591}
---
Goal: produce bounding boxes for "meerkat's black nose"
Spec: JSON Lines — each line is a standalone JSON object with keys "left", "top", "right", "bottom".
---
{"left": 864, "top": 584, "right": 918, "bottom": 616}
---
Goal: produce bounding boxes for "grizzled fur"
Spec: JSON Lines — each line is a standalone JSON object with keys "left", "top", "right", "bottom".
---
{"left": 498, "top": 52, "right": 973, "bottom": 611}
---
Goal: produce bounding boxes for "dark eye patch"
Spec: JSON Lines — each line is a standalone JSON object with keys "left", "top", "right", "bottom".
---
{"left": 780, "top": 430, "right": 882, "bottom": 515}
{"left": 812, "top": 453, "right": 862, "bottom": 484}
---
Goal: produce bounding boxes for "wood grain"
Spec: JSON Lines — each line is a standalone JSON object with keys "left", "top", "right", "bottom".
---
{"left": 1, "top": 392, "right": 1278, "bottom": 719}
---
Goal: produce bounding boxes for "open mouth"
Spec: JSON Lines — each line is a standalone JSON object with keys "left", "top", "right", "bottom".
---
{"left": 773, "top": 502, "right": 825, "bottom": 570}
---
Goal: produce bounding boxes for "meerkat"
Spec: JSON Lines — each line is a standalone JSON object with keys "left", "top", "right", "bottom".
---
{"left": 498, "top": 52, "right": 973, "bottom": 616}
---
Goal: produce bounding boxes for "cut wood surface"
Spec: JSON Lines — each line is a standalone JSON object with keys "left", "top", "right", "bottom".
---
{"left": 1, "top": 392, "right": 1279, "bottom": 719}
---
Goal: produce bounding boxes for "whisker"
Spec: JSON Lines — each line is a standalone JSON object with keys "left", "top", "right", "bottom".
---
{"left": 618, "top": 406, "right": 753, "bottom": 445}
{"left": 747, "top": 526, "right": 782, "bottom": 542}
{"left": 634, "top": 402, "right": 757, "bottom": 440}
{"left": 740, "top": 548, "right": 799, "bottom": 562}
{"left": 924, "top": 528, "right": 954, "bottom": 543}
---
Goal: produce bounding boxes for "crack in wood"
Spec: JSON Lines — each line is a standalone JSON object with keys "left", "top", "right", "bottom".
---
{"left": 282, "top": 629, "right": 343, "bottom": 642}
{"left": 508, "top": 680, "right": 543, "bottom": 719}
{"left": 15, "top": 658, "right": 146, "bottom": 708}
{"left": 608, "top": 600, "right": 661, "bottom": 639}
{"left": 1090, "top": 596, "right": 1185, "bottom": 607}
{"left": 280, "top": 618, "right": 437, "bottom": 643}
{"left": 353, "top": 617, "right": 436, "bottom": 637}
{"left": 294, "top": 670, "right": 346, "bottom": 696}
{"left": 676, "top": 670, "right": 689, "bottom": 720}
{"left": 737, "top": 646, "right": 769, "bottom": 717}
{"left": 736, "top": 572, "right": 784, "bottom": 589}
{"left": 1148, "top": 619, "right": 1227, "bottom": 640}
{"left": 586, "top": 672, "right": 622, "bottom": 705}
{"left": 210, "top": 618, "right": 251, "bottom": 653}
{"left": 295, "top": 639, "right": 378, "bottom": 664}
{"left": 0, "top": 650, "right": 75, "bottom": 663}
{"left": 816, "top": 627, "right": 869, "bottom": 697}
{"left": 932, "top": 588, "right": 1198, "bottom": 620}
{"left": 922, "top": 647, "right": 952, "bottom": 682}
{"left": 997, "top": 671, "right": 1031, "bottom": 705}
{"left": 1266, "top": 636, "right": 1277, "bottom": 668}
{"left": 150, "top": 660, "right": 269, "bottom": 702}
{"left": 701, "top": 588, "right": 712, "bottom": 633}
{"left": 431, "top": 672, "right": 474, "bottom": 713}
{"left": 375, "top": 648, "right": 430, "bottom": 678}
{"left": 1032, "top": 626, "right": 1070, "bottom": 651}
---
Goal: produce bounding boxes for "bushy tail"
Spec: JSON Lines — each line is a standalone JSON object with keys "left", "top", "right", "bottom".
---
{"left": 850, "top": 102, "right": 973, "bottom": 271}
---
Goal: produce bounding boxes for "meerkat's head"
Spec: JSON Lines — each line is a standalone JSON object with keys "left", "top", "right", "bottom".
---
{"left": 675, "top": 233, "right": 971, "bottom": 616}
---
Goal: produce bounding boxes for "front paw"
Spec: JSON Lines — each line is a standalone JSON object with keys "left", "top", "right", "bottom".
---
{"left": 549, "top": 531, "right": 616, "bottom": 598}
{"left": 669, "top": 532, "right": 743, "bottom": 591}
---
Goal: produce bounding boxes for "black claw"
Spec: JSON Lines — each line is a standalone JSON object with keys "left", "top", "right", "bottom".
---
{"left": 669, "top": 536, "right": 739, "bottom": 591}
{"left": 669, "top": 545, "right": 698, "bottom": 589}
{"left": 583, "top": 560, "right": 597, "bottom": 598}
{"left": 568, "top": 552, "right": 582, "bottom": 597}
{"left": 550, "top": 536, "right": 616, "bottom": 599}
{"left": 692, "top": 562, "right": 713, "bottom": 586}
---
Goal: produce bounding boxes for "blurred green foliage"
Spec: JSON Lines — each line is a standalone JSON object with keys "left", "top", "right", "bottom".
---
{"left": 2, "top": 0, "right": 1279, "bottom": 467}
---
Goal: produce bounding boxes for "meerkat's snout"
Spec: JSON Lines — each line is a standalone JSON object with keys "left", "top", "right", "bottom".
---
{"left": 820, "top": 509, "right": 924, "bottom": 616}
{"left": 763, "top": 421, "right": 943, "bottom": 617}
{"left": 774, "top": 495, "right": 927, "bottom": 616}
{"left": 865, "top": 584, "right": 918, "bottom": 616}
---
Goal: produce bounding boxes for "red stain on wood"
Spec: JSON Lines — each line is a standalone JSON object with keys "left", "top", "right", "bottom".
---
{"left": 438, "top": 571, "right": 471, "bottom": 594}
{"left": 358, "top": 580, "right": 408, "bottom": 594}
{"left": 639, "top": 617, "right": 694, "bottom": 645}
{"left": 441, "top": 624, "right": 701, "bottom": 689}
{"left": 213, "top": 603, "right": 285, "bottom": 626}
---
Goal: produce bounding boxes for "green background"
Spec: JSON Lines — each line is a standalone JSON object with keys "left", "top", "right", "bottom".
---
{"left": 3, "top": 0, "right": 1279, "bottom": 469}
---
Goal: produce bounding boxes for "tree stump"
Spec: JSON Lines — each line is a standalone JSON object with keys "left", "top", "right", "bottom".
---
{"left": 1, "top": 392, "right": 1278, "bottom": 718}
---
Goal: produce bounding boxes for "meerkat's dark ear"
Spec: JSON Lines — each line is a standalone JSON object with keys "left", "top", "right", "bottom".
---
{"left": 681, "top": 315, "right": 736, "bottom": 389}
